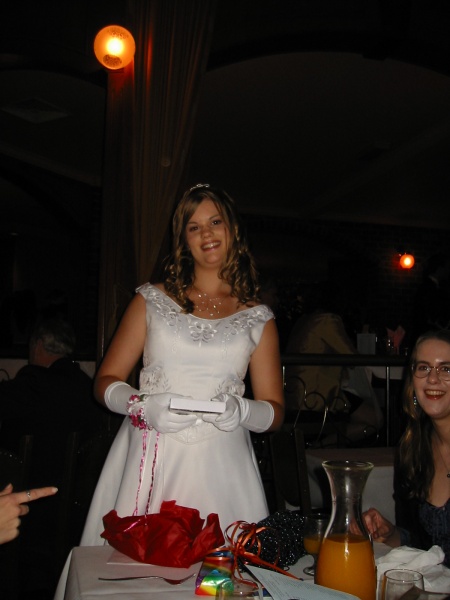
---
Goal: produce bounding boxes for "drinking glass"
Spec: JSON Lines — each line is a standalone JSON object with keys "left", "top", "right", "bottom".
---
{"left": 216, "top": 579, "right": 257, "bottom": 598}
{"left": 302, "top": 513, "right": 329, "bottom": 576}
{"left": 381, "top": 569, "right": 425, "bottom": 600}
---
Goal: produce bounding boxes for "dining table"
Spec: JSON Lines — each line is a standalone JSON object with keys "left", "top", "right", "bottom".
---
{"left": 56, "top": 542, "right": 395, "bottom": 600}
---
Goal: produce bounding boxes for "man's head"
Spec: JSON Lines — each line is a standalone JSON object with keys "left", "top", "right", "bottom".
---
{"left": 28, "top": 317, "right": 76, "bottom": 367}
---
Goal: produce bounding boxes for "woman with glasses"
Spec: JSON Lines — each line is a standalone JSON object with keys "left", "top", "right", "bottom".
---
{"left": 363, "top": 329, "right": 450, "bottom": 566}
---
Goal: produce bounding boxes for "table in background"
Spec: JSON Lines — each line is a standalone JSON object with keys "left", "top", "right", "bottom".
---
{"left": 306, "top": 446, "right": 396, "bottom": 523}
{"left": 282, "top": 354, "right": 407, "bottom": 445}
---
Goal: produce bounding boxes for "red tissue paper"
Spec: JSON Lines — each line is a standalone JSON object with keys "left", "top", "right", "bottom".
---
{"left": 101, "top": 500, "right": 225, "bottom": 567}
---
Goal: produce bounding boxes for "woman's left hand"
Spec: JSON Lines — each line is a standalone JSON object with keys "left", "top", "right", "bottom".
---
{"left": 203, "top": 393, "right": 241, "bottom": 431}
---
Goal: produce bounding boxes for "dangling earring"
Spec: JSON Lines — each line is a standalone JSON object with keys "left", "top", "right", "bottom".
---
{"left": 413, "top": 394, "right": 418, "bottom": 407}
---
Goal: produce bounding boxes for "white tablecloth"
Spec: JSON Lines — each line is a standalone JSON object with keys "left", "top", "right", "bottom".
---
{"left": 57, "top": 544, "right": 395, "bottom": 600}
{"left": 306, "top": 446, "right": 396, "bottom": 523}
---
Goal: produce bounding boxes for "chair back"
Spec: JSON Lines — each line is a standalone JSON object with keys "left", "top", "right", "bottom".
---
{"left": 270, "top": 425, "right": 312, "bottom": 515}
{"left": 56, "top": 430, "right": 115, "bottom": 567}
{"left": 284, "top": 370, "right": 349, "bottom": 447}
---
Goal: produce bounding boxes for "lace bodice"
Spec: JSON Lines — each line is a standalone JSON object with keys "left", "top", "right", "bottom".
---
{"left": 138, "top": 283, "right": 273, "bottom": 396}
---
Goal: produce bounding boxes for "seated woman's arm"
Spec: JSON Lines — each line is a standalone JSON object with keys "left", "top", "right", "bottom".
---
{"left": 363, "top": 507, "right": 404, "bottom": 547}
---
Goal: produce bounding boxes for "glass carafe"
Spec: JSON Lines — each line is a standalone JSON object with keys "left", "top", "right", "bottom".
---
{"left": 315, "top": 460, "right": 376, "bottom": 600}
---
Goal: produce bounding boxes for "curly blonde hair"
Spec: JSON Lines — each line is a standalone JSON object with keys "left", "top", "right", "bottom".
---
{"left": 163, "top": 184, "right": 260, "bottom": 312}
{"left": 397, "top": 329, "right": 450, "bottom": 500}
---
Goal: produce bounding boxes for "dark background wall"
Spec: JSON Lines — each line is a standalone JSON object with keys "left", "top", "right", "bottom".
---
{"left": 246, "top": 216, "right": 450, "bottom": 352}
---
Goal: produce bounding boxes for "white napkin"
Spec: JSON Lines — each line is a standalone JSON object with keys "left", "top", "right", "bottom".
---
{"left": 376, "top": 545, "right": 450, "bottom": 593}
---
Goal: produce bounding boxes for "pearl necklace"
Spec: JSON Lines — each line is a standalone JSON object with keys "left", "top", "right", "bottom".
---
{"left": 434, "top": 435, "right": 450, "bottom": 478}
{"left": 192, "top": 286, "right": 224, "bottom": 317}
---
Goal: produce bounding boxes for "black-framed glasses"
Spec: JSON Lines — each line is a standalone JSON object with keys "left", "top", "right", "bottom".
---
{"left": 412, "top": 362, "right": 450, "bottom": 380}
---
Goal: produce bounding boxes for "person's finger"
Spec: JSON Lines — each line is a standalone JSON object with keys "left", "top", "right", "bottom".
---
{"left": 0, "top": 483, "right": 13, "bottom": 497}
{"left": 0, "top": 520, "right": 21, "bottom": 544}
{"left": 18, "top": 504, "right": 30, "bottom": 516}
{"left": 0, "top": 510, "right": 25, "bottom": 542}
{"left": 17, "top": 486, "right": 58, "bottom": 505}
{"left": 363, "top": 512, "right": 374, "bottom": 528}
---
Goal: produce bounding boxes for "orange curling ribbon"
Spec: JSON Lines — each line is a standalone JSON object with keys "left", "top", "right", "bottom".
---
{"left": 223, "top": 521, "right": 302, "bottom": 585}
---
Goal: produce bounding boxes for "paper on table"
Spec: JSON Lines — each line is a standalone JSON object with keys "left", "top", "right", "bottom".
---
{"left": 246, "top": 566, "right": 359, "bottom": 600}
{"left": 107, "top": 549, "right": 201, "bottom": 578}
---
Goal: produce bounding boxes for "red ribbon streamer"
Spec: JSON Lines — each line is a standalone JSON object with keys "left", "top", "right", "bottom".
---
{"left": 220, "top": 520, "right": 302, "bottom": 586}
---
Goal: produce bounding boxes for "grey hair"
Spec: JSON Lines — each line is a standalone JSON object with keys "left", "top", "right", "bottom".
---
{"left": 30, "top": 317, "right": 76, "bottom": 356}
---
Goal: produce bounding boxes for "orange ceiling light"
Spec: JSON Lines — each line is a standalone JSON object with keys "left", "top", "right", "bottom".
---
{"left": 399, "top": 253, "right": 415, "bottom": 269}
{"left": 94, "top": 25, "right": 136, "bottom": 71}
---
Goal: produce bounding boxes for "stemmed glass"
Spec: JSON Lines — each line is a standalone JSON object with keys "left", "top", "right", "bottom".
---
{"left": 381, "top": 569, "right": 425, "bottom": 600}
{"left": 302, "top": 513, "right": 329, "bottom": 577}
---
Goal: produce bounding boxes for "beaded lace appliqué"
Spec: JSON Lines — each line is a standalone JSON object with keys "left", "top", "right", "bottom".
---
{"left": 188, "top": 319, "right": 218, "bottom": 345}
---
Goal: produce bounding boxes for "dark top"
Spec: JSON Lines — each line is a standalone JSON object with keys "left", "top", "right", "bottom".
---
{"left": 395, "top": 475, "right": 450, "bottom": 567}
{"left": 419, "top": 499, "right": 450, "bottom": 565}
{"left": 0, "top": 357, "right": 106, "bottom": 487}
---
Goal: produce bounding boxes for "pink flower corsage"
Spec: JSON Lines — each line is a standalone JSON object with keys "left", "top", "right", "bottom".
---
{"left": 127, "top": 394, "right": 151, "bottom": 430}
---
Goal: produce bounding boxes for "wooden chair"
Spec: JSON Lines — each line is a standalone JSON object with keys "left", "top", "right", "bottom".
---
{"left": 56, "top": 430, "right": 116, "bottom": 570}
{"left": 251, "top": 431, "right": 277, "bottom": 513}
{"left": 0, "top": 435, "right": 34, "bottom": 600}
{"left": 269, "top": 425, "right": 312, "bottom": 515}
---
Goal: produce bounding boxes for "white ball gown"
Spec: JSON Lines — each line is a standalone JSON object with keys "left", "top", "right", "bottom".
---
{"left": 80, "top": 283, "right": 274, "bottom": 546}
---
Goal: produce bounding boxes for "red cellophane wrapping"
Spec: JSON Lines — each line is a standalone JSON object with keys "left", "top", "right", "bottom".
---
{"left": 101, "top": 500, "right": 225, "bottom": 567}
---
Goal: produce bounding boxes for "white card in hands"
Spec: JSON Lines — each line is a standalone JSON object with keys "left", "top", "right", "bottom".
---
{"left": 169, "top": 397, "right": 226, "bottom": 414}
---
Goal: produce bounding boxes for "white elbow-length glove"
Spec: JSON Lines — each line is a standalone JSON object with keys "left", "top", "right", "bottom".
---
{"left": 202, "top": 393, "right": 274, "bottom": 433}
{"left": 104, "top": 381, "right": 197, "bottom": 433}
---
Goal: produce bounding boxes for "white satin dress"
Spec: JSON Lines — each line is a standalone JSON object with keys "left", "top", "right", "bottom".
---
{"left": 80, "top": 283, "right": 273, "bottom": 546}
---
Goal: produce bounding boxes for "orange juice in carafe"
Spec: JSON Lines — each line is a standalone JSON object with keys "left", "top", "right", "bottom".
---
{"left": 315, "top": 461, "right": 376, "bottom": 600}
{"left": 315, "top": 533, "right": 376, "bottom": 600}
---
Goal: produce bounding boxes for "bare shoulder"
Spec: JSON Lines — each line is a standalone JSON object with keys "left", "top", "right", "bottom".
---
{"left": 236, "top": 299, "right": 266, "bottom": 311}
{"left": 120, "top": 291, "right": 146, "bottom": 323}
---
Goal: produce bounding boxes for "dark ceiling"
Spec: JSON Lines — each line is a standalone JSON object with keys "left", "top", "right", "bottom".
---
{"left": 2, "top": 0, "right": 450, "bottom": 239}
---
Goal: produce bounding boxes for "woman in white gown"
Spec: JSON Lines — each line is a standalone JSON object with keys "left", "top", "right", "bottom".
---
{"left": 81, "top": 183, "right": 285, "bottom": 546}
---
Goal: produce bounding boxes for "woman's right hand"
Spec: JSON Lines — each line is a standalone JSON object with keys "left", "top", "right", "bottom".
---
{"left": 363, "top": 507, "right": 401, "bottom": 546}
{"left": 144, "top": 393, "right": 197, "bottom": 433}
{"left": 0, "top": 484, "right": 58, "bottom": 545}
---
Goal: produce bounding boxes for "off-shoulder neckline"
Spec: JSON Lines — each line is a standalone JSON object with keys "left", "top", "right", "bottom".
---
{"left": 145, "top": 283, "right": 269, "bottom": 322}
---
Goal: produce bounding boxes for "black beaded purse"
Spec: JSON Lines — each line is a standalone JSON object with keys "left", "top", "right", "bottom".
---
{"left": 242, "top": 509, "right": 307, "bottom": 569}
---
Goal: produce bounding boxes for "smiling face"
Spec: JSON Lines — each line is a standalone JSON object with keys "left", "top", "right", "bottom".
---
{"left": 185, "top": 199, "right": 230, "bottom": 270}
{"left": 413, "top": 338, "right": 450, "bottom": 421}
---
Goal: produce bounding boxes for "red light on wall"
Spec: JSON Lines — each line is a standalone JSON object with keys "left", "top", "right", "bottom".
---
{"left": 94, "top": 25, "right": 135, "bottom": 71}
{"left": 399, "top": 253, "right": 415, "bottom": 269}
